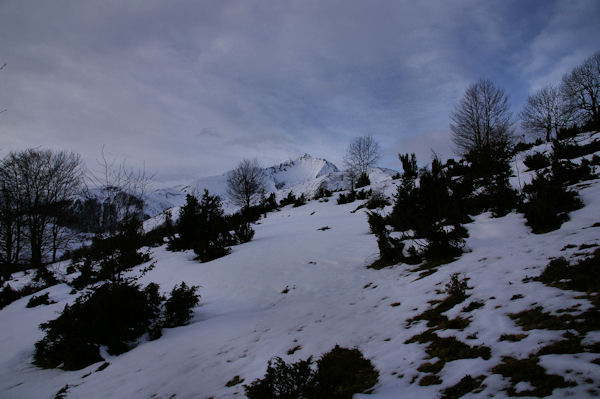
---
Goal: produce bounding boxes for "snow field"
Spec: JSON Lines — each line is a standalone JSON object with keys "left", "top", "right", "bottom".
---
{"left": 1, "top": 148, "right": 600, "bottom": 398}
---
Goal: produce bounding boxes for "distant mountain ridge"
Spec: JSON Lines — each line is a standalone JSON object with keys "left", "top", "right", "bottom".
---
{"left": 143, "top": 154, "right": 396, "bottom": 218}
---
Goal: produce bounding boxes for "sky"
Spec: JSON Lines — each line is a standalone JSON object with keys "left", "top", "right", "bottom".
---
{"left": 0, "top": 0, "right": 599, "bottom": 186}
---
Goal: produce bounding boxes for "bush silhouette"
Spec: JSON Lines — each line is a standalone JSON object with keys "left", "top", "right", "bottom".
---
{"left": 245, "top": 345, "right": 378, "bottom": 399}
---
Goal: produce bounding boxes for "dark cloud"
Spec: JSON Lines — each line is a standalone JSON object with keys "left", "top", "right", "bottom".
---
{"left": 1, "top": 0, "right": 598, "bottom": 183}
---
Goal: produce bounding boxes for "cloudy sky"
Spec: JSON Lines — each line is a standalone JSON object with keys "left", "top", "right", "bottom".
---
{"left": 1, "top": 0, "right": 599, "bottom": 185}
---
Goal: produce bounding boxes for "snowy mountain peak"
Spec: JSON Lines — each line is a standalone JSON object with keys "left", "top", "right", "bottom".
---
{"left": 265, "top": 154, "right": 339, "bottom": 190}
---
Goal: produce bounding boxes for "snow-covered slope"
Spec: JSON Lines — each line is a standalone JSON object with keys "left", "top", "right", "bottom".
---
{"left": 2, "top": 139, "right": 600, "bottom": 398}
{"left": 264, "top": 153, "right": 339, "bottom": 190}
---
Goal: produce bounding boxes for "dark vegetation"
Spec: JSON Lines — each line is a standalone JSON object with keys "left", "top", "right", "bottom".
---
{"left": 1, "top": 50, "right": 599, "bottom": 396}
{"left": 493, "top": 247, "right": 600, "bottom": 397}
{"left": 404, "top": 274, "right": 490, "bottom": 386}
{"left": 33, "top": 280, "right": 199, "bottom": 370}
{"left": 336, "top": 188, "right": 371, "bottom": 205}
{"left": 167, "top": 190, "right": 261, "bottom": 262}
{"left": 492, "top": 356, "right": 575, "bottom": 397}
{"left": 244, "top": 345, "right": 378, "bottom": 399}
{"left": 440, "top": 375, "right": 486, "bottom": 398}
{"left": 0, "top": 281, "right": 50, "bottom": 310}
{"left": 537, "top": 249, "right": 600, "bottom": 292}
{"left": 26, "top": 292, "right": 55, "bottom": 308}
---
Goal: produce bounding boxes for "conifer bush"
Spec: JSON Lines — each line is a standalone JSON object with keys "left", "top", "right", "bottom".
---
{"left": 33, "top": 281, "right": 200, "bottom": 370}
{"left": 245, "top": 357, "right": 315, "bottom": 399}
{"left": 336, "top": 191, "right": 356, "bottom": 205}
{"left": 313, "top": 185, "right": 332, "bottom": 200}
{"left": 169, "top": 190, "right": 233, "bottom": 262}
{"left": 233, "top": 222, "right": 255, "bottom": 244}
{"left": 522, "top": 171, "right": 583, "bottom": 234}
{"left": 245, "top": 345, "right": 378, "bottom": 399}
{"left": 312, "top": 345, "right": 379, "bottom": 398}
{"left": 384, "top": 155, "right": 468, "bottom": 264}
{"left": 523, "top": 152, "right": 550, "bottom": 171}
{"left": 355, "top": 172, "right": 371, "bottom": 188}
{"left": 293, "top": 193, "right": 307, "bottom": 207}
{"left": 34, "top": 282, "right": 162, "bottom": 370}
{"left": 367, "top": 212, "right": 405, "bottom": 266}
{"left": 445, "top": 273, "right": 469, "bottom": 301}
{"left": 26, "top": 292, "right": 54, "bottom": 308}
{"left": 163, "top": 282, "right": 200, "bottom": 328}
{"left": 279, "top": 191, "right": 298, "bottom": 207}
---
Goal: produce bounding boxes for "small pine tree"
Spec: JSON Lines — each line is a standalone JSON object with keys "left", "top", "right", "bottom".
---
{"left": 169, "top": 191, "right": 232, "bottom": 262}
{"left": 169, "top": 194, "right": 201, "bottom": 251}
{"left": 355, "top": 172, "right": 371, "bottom": 188}
{"left": 163, "top": 282, "right": 200, "bottom": 328}
{"left": 279, "top": 191, "right": 297, "bottom": 207}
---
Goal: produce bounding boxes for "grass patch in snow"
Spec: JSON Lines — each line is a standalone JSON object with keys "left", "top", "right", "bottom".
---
{"left": 537, "top": 249, "right": 600, "bottom": 293}
{"left": 225, "top": 375, "right": 244, "bottom": 387}
{"left": 408, "top": 274, "right": 471, "bottom": 330}
{"left": 491, "top": 356, "right": 575, "bottom": 397}
{"left": 418, "top": 374, "right": 442, "bottom": 386}
{"left": 407, "top": 330, "right": 491, "bottom": 379}
{"left": 287, "top": 345, "right": 302, "bottom": 355}
{"left": 462, "top": 300, "right": 484, "bottom": 312}
{"left": 440, "top": 375, "right": 486, "bottom": 399}
{"left": 498, "top": 333, "right": 528, "bottom": 342}
{"left": 417, "top": 361, "right": 444, "bottom": 374}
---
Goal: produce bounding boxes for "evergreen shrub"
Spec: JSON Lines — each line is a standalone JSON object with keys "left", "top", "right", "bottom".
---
{"left": 34, "top": 280, "right": 200, "bottom": 370}
{"left": 356, "top": 172, "right": 371, "bottom": 188}
{"left": 164, "top": 282, "right": 200, "bottom": 328}
{"left": 245, "top": 345, "right": 378, "bottom": 399}
{"left": 523, "top": 152, "right": 550, "bottom": 171}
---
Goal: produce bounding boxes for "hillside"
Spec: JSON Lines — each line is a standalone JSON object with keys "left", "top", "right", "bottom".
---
{"left": 1, "top": 135, "right": 600, "bottom": 398}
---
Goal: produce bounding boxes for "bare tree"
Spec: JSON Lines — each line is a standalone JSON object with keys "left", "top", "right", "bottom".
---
{"left": 0, "top": 149, "right": 85, "bottom": 269}
{"left": 0, "top": 169, "right": 24, "bottom": 279}
{"left": 226, "top": 158, "right": 266, "bottom": 211}
{"left": 561, "top": 51, "right": 600, "bottom": 126}
{"left": 450, "top": 79, "right": 514, "bottom": 156}
{"left": 344, "top": 135, "right": 381, "bottom": 176}
{"left": 87, "top": 147, "right": 152, "bottom": 233}
{"left": 520, "top": 85, "right": 574, "bottom": 142}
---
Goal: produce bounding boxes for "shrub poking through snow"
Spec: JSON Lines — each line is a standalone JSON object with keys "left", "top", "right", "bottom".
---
{"left": 445, "top": 273, "right": 469, "bottom": 301}
{"left": 33, "top": 281, "right": 200, "bottom": 370}
{"left": 168, "top": 191, "right": 235, "bottom": 262}
{"left": 245, "top": 356, "right": 315, "bottom": 399}
{"left": 522, "top": 170, "right": 583, "bottom": 234}
{"left": 26, "top": 292, "right": 55, "bottom": 308}
{"left": 355, "top": 171, "right": 371, "bottom": 188}
{"left": 313, "top": 185, "right": 332, "bottom": 200}
{"left": 365, "top": 190, "right": 390, "bottom": 209}
{"left": 279, "top": 191, "right": 298, "bottom": 208}
{"left": 523, "top": 152, "right": 550, "bottom": 171}
{"left": 33, "top": 282, "right": 161, "bottom": 370}
{"left": 244, "top": 345, "right": 378, "bottom": 399}
{"left": 233, "top": 222, "right": 255, "bottom": 244}
{"left": 0, "top": 283, "right": 41, "bottom": 310}
{"left": 163, "top": 282, "right": 200, "bottom": 328}
{"left": 367, "top": 211, "right": 405, "bottom": 268}
{"left": 293, "top": 193, "right": 307, "bottom": 208}
{"left": 312, "top": 345, "right": 379, "bottom": 398}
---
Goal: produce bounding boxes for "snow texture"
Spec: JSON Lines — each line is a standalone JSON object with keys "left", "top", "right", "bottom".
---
{"left": 1, "top": 144, "right": 600, "bottom": 398}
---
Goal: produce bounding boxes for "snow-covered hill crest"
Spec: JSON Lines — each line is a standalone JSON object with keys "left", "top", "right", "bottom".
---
{"left": 264, "top": 153, "right": 339, "bottom": 190}
{"left": 143, "top": 154, "right": 397, "bottom": 217}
